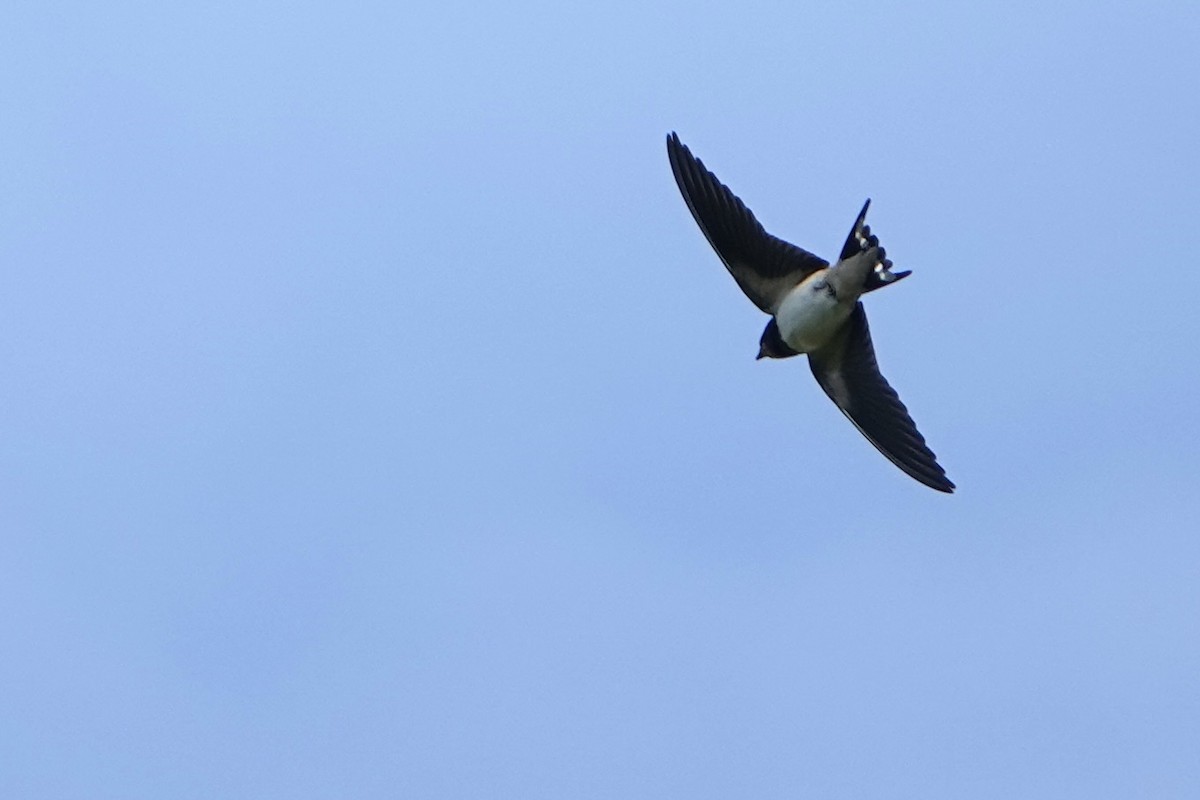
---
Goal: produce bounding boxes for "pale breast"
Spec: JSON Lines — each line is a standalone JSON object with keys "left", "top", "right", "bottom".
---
{"left": 774, "top": 270, "right": 853, "bottom": 353}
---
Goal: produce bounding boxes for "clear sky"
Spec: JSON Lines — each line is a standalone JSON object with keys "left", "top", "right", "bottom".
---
{"left": 3, "top": 1, "right": 1199, "bottom": 797}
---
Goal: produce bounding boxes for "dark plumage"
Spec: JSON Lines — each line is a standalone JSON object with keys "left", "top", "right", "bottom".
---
{"left": 667, "top": 132, "right": 954, "bottom": 493}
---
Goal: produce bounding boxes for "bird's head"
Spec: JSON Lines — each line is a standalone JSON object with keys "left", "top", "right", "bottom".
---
{"left": 757, "top": 318, "right": 799, "bottom": 360}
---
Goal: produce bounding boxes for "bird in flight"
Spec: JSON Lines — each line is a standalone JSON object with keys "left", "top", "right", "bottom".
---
{"left": 666, "top": 132, "right": 954, "bottom": 492}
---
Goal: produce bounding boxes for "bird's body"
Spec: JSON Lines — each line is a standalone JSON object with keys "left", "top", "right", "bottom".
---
{"left": 774, "top": 270, "right": 848, "bottom": 353}
{"left": 666, "top": 131, "right": 955, "bottom": 492}
{"left": 774, "top": 246, "right": 885, "bottom": 354}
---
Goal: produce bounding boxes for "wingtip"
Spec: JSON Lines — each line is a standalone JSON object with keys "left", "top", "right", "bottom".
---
{"left": 932, "top": 477, "right": 956, "bottom": 494}
{"left": 905, "top": 462, "right": 956, "bottom": 493}
{"left": 903, "top": 464, "right": 955, "bottom": 493}
{"left": 666, "top": 132, "right": 688, "bottom": 163}
{"left": 919, "top": 462, "right": 955, "bottom": 493}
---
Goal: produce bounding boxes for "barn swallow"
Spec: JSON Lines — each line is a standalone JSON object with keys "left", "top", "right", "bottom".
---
{"left": 667, "top": 132, "right": 954, "bottom": 492}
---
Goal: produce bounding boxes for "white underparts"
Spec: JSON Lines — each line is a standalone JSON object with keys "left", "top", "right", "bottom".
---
{"left": 774, "top": 270, "right": 853, "bottom": 353}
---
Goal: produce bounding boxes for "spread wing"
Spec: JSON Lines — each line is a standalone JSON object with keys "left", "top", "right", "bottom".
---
{"left": 667, "top": 132, "right": 828, "bottom": 314}
{"left": 808, "top": 303, "right": 954, "bottom": 492}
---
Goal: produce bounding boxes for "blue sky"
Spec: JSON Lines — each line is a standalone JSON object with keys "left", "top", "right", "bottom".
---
{"left": 3, "top": 1, "right": 1199, "bottom": 797}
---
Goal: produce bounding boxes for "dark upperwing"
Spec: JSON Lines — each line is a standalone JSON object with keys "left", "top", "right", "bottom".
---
{"left": 667, "top": 132, "right": 828, "bottom": 314}
{"left": 808, "top": 303, "right": 954, "bottom": 492}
